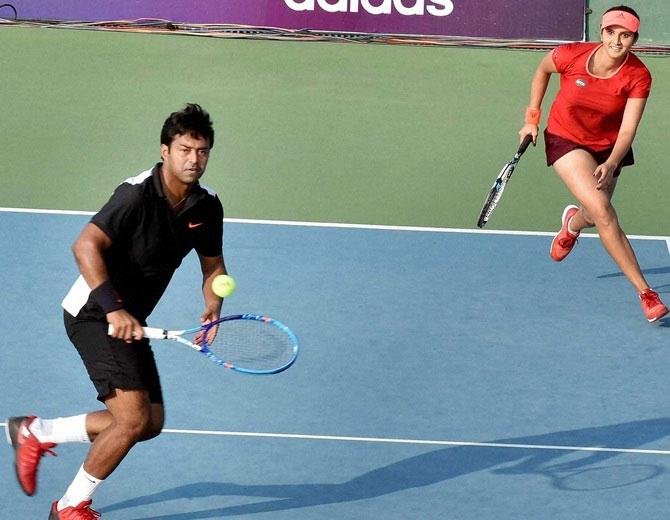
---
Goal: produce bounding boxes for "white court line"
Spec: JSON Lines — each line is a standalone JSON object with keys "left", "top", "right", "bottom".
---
{"left": 0, "top": 207, "right": 95, "bottom": 217}
{"left": 1, "top": 206, "right": 668, "bottom": 243}
{"left": 1, "top": 421, "right": 666, "bottom": 456}
{"left": 159, "top": 429, "right": 670, "bottom": 456}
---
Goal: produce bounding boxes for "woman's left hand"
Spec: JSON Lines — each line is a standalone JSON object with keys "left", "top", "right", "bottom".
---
{"left": 593, "top": 162, "right": 617, "bottom": 191}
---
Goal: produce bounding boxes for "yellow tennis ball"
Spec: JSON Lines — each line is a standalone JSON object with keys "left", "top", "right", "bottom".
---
{"left": 212, "top": 274, "right": 236, "bottom": 298}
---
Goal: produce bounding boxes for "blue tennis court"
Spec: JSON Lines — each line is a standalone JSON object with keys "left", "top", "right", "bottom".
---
{"left": 1, "top": 209, "right": 669, "bottom": 519}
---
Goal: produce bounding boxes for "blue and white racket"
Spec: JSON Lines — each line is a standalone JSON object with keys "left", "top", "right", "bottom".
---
{"left": 109, "top": 314, "right": 299, "bottom": 375}
{"left": 477, "top": 134, "right": 533, "bottom": 228}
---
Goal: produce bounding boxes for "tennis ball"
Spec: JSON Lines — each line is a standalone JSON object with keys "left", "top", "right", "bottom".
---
{"left": 212, "top": 274, "right": 236, "bottom": 298}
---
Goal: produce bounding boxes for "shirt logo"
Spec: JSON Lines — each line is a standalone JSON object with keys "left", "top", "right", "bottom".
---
{"left": 575, "top": 79, "right": 586, "bottom": 88}
{"left": 188, "top": 222, "right": 204, "bottom": 229}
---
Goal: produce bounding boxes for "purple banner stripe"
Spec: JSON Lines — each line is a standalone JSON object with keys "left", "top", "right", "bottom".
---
{"left": 10, "top": 1, "right": 585, "bottom": 41}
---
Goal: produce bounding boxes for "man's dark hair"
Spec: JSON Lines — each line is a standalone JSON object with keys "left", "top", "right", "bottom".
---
{"left": 161, "top": 103, "right": 215, "bottom": 149}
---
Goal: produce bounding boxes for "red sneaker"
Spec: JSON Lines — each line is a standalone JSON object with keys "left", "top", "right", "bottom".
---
{"left": 49, "top": 500, "right": 101, "bottom": 519}
{"left": 639, "top": 289, "right": 669, "bottom": 323}
{"left": 5, "top": 416, "right": 57, "bottom": 496}
{"left": 550, "top": 205, "right": 580, "bottom": 262}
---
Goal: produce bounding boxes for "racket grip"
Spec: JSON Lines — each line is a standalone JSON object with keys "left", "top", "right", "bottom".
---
{"left": 106, "top": 323, "right": 136, "bottom": 337}
{"left": 518, "top": 134, "right": 533, "bottom": 154}
{"left": 107, "top": 325, "right": 165, "bottom": 339}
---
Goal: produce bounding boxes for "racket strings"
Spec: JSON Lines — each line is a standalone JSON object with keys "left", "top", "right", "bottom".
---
{"left": 204, "top": 320, "right": 296, "bottom": 370}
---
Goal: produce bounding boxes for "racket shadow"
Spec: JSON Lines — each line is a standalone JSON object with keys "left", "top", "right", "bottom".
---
{"left": 544, "top": 463, "right": 664, "bottom": 491}
{"left": 102, "top": 418, "right": 670, "bottom": 519}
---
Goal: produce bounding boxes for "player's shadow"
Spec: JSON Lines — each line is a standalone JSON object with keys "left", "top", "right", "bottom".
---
{"left": 101, "top": 418, "right": 670, "bottom": 520}
{"left": 597, "top": 266, "right": 670, "bottom": 280}
{"left": 655, "top": 315, "right": 670, "bottom": 328}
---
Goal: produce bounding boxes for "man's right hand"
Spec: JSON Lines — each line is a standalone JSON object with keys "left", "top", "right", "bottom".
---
{"left": 107, "top": 309, "right": 144, "bottom": 343}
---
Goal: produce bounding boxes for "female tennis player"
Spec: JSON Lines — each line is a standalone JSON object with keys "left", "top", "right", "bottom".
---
{"left": 518, "top": 5, "right": 668, "bottom": 323}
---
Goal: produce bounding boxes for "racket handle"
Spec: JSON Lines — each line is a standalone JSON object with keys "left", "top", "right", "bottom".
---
{"left": 107, "top": 325, "right": 167, "bottom": 339}
{"left": 518, "top": 134, "right": 533, "bottom": 155}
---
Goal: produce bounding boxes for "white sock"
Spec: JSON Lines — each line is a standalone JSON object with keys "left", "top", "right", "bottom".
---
{"left": 29, "top": 414, "right": 90, "bottom": 444}
{"left": 57, "top": 465, "right": 104, "bottom": 510}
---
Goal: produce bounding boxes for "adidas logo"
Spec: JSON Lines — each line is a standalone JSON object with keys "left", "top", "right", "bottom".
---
{"left": 284, "top": 0, "right": 454, "bottom": 17}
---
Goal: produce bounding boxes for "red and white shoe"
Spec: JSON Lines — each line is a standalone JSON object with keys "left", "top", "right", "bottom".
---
{"left": 639, "top": 289, "right": 669, "bottom": 323}
{"left": 550, "top": 205, "right": 580, "bottom": 262}
{"left": 5, "top": 415, "right": 57, "bottom": 496}
{"left": 48, "top": 500, "right": 101, "bottom": 519}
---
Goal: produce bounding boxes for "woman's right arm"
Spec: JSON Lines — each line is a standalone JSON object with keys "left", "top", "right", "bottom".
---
{"left": 519, "top": 51, "right": 557, "bottom": 144}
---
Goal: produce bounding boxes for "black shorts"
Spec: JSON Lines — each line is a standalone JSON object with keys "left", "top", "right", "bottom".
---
{"left": 64, "top": 309, "right": 164, "bottom": 404}
{"left": 544, "top": 129, "right": 634, "bottom": 177}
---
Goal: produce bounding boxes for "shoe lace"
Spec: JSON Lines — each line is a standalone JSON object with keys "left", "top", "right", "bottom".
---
{"left": 557, "top": 235, "right": 578, "bottom": 248}
{"left": 22, "top": 436, "right": 57, "bottom": 464}
{"left": 640, "top": 290, "right": 661, "bottom": 307}
{"left": 73, "top": 501, "right": 101, "bottom": 519}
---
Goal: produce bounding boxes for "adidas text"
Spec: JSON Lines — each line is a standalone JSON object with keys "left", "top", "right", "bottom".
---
{"left": 284, "top": 0, "right": 454, "bottom": 17}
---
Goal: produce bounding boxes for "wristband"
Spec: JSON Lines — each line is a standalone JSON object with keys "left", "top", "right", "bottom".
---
{"left": 525, "top": 107, "right": 541, "bottom": 125}
{"left": 91, "top": 280, "right": 124, "bottom": 314}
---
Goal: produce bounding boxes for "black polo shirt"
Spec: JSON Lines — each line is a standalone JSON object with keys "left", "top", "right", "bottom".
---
{"left": 62, "top": 164, "right": 223, "bottom": 321}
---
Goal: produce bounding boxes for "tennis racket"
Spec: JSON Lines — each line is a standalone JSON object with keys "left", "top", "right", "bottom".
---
{"left": 476, "top": 134, "right": 533, "bottom": 228}
{"left": 109, "top": 314, "right": 299, "bottom": 375}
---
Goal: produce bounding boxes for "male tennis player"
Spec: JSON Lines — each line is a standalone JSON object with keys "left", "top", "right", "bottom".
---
{"left": 518, "top": 5, "right": 668, "bottom": 323}
{"left": 6, "top": 104, "right": 228, "bottom": 518}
